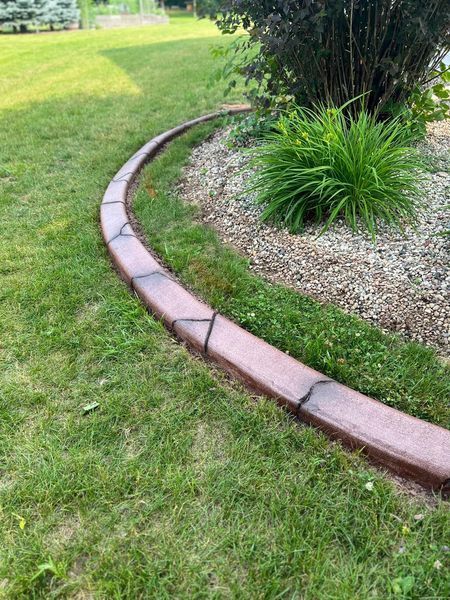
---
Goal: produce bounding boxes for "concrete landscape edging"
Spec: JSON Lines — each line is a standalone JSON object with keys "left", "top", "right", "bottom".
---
{"left": 100, "top": 107, "right": 450, "bottom": 495}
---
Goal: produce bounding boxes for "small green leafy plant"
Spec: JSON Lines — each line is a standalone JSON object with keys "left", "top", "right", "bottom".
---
{"left": 409, "top": 64, "right": 450, "bottom": 136}
{"left": 247, "top": 102, "right": 424, "bottom": 238}
{"left": 30, "top": 556, "right": 67, "bottom": 583}
{"left": 227, "top": 111, "right": 277, "bottom": 146}
{"left": 389, "top": 64, "right": 450, "bottom": 138}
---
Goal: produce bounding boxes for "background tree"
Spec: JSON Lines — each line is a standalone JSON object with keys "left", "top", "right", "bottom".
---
{"left": 196, "top": 0, "right": 219, "bottom": 17}
{"left": 0, "top": 0, "right": 42, "bottom": 32}
{"left": 77, "top": 0, "right": 90, "bottom": 29}
{"left": 0, "top": 0, "right": 79, "bottom": 30}
{"left": 43, "top": 0, "right": 79, "bottom": 28}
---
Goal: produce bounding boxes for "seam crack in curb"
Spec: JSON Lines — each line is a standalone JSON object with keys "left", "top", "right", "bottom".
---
{"left": 107, "top": 223, "right": 137, "bottom": 245}
{"left": 130, "top": 270, "right": 172, "bottom": 288}
{"left": 172, "top": 317, "right": 213, "bottom": 329}
{"left": 203, "top": 311, "right": 218, "bottom": 355}
{"left": 112, "top": 172, "right": 134, "bottom": 183}
{"left": 296, "top": 380, "right": 333, "bottom": 413}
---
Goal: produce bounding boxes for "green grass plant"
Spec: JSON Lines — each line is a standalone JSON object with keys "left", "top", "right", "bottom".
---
{"left": 247, "top": 103, "right": 423, "bottom": 238}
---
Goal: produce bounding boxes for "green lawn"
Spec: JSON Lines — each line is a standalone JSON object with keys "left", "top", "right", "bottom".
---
{"left": 0, "top": 16, "right": 449, "bottom": 599}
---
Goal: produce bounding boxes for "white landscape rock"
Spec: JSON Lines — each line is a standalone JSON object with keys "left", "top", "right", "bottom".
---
{"left": 178, "top": 122, "right": 450, "bottom": 354}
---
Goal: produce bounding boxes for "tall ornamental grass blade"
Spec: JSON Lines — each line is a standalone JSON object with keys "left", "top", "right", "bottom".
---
{"left": 247, "top": 101, "right": 424, "bottom": 239}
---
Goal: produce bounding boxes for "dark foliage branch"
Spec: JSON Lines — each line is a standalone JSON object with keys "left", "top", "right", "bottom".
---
{"left": 211, "top": 0, "right": 450, "bottom": 114}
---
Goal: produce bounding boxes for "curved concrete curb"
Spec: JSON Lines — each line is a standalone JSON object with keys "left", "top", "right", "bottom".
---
{"left": 101, "top": 108, "right": 450, "bottom": 495}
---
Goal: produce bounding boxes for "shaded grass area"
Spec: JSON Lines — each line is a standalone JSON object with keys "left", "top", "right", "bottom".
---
{"left": 134, "top": 123, "right": 450, "bottom": 428}
{"left": 1, "top": 17, "right": 449, "bottom": 599}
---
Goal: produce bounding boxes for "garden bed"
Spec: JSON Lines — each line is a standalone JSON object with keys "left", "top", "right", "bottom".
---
{"left": 179, "top": 122, "right": 450, "bottom": 354}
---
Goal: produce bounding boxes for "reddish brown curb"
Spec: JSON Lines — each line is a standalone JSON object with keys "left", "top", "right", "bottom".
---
{"left": 101, "top": 108, "right": 450, "bottom": 495}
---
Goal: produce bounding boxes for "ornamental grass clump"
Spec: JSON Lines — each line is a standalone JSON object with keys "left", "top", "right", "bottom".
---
{"left": 248, "top": 104, "right": 424, "bottom": 238}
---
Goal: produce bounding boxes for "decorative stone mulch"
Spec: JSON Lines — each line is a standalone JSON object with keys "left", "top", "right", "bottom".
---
{"left": 178, "top": 122, "right": 450, "bottom": 355}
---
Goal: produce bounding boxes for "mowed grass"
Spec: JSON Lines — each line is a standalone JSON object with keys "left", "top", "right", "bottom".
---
{"left": 0, "top": 16, "right": 449, "bottom": 599}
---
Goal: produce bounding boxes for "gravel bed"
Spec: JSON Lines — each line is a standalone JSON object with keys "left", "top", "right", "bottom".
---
{"left": 178, "top": 122, "right": 450, "bottom": 354}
